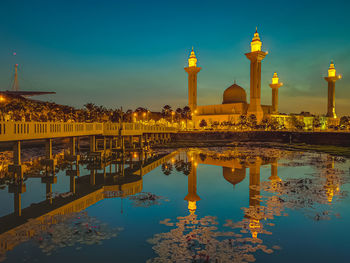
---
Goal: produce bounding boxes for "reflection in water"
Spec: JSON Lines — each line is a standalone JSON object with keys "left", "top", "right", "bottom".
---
{"left": 0, "top": 146, "right": 177, "bottom": 262}
{"left": 148, "top": 147, "right": 349, "bottom": 262}
{"left": 0, "top": 145, "right": 349, "bottom": 262}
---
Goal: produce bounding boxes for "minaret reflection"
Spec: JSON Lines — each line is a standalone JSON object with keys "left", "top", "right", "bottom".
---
{"left": 268, "top": 157, "right": 282, "bottom": 192}
{"left": 247, "top": 157, "right": 263, "bottom": 239}
{"left": 324, "top": 156, "right": 340, "bottom": 203}
{"left": 184, "top": 160, "right": 200, "bottom": 215}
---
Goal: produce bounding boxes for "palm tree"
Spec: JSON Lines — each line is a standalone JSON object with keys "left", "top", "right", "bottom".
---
{"left": 182, "top": 106, "right": 191, "bottom": 129}
{"left": 175, "top": 108, "right": 183, "bottom": 122}
{"left": 162, "top": 105, "right": 172, "bottom": 120}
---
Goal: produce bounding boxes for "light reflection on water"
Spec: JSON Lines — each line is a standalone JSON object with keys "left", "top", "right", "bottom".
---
{"left": 0, "top": 146, "right": 349, "bottom": 263}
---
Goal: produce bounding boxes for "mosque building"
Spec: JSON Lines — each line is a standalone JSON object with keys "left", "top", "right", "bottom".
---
{"left": 184, "top": 29, "right": 341, "bottom": 129}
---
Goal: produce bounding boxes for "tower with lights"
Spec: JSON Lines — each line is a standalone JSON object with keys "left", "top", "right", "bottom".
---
{"left": 324, "top": 61, "right": 341, "bottom": 118}
{"left": 269, "top": 72, "right": 283, "bottom": 114}
{"left": 185, "top": 48, "right": 201, "bottom": 112}
{"left": 245, "top": 28, "right": 267, "bottom": 122}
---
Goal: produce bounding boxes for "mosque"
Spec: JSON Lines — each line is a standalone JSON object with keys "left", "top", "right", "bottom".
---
{"left": 184, "top": 29, "right": 342, "bottom": 128}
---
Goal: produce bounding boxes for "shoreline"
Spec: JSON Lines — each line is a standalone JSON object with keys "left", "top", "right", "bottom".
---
{"left": 155, "top": 140, "right": 350, "bottom": 158}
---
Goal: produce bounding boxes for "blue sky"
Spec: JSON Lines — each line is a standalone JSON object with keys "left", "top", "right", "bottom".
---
{"left": 0, "top": 0, "right": 349, "bottom": 115}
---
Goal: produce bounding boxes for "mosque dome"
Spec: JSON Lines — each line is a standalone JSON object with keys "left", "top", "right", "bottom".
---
{"left": 223, "top": 167, "right": 246, "bottom": 187}
{"left": 222, "top": 83, "right": 247, "bottom": 104}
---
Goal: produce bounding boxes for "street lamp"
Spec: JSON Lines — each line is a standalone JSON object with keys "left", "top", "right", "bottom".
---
{"left": 133, "top": 112, "right": 137, "bottom": 122}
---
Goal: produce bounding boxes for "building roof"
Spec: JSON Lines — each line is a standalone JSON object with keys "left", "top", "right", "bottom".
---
{"left": 222, "top": 83, "right": 247, "bottom": 104}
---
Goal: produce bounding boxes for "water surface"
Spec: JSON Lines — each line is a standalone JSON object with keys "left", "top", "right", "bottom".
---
{"left": 0, "top": 145, "right": 349, "bottom": 262}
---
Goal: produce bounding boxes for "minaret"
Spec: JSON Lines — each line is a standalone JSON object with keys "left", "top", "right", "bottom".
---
{"left": 12, "top": 64, "right": 19, "bottom": 91}
{"left": 324, "top": 61, "right": 341, "bottom": 118}
{"left": 184, "top": 160, "right": 200, "bottom": 215}
{"left": 245, "top": 28, "right": 267, "bottom": 122}
{"left": 184, "top": 48, "right": 201, "bottom": 112}
{"left": 269, "top": 72, "right": 283, "bottom": 114}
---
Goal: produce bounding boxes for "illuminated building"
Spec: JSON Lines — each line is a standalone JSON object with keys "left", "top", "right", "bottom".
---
{"left": 245, "top": 28, "right": 268, "bottom": 122}
{"left": 185, "top": 30, "right": 343, "bottom": 129}
{"left": 269, "top": 72, "right": 283, "bottom": 114}
{"left": 189, "top": 29, "right": 275, "bottom": 126}
{"left": 325, "top": 61, "right": 341, "bottom": 119}
{"left": 184, "top": 47, "right": 201, "bottom": 112}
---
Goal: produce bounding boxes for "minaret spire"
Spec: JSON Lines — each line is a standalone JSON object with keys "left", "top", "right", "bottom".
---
{"left": 269, "top": 72, "right": 283, "bottom": 114}
{"left": 325, "top": 61, "right": 342, "bottom": 118}
{"left": 245, "top": 28, "right": 267, "bottom": 122}
{"left": 185, "top": 47, "right": 201, "bottom": 112}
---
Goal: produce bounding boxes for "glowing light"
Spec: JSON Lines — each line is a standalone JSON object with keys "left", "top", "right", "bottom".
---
{"left": 249, "top": 219, "right": 260, "bottom": 239}
{"left": 171, "top": 111, "right": 175, "bottom": 116}
{"left": 0, "top": 96, "right": 5, "bottom": 102}
{"left": 133, "top": 113, "right": 137, "bottom": 117}
{"left": 188, "top": 47, "right": 197, "bottom": 67}
{"left": 143, "top": 112, "right": 146, "bottom": 117}
{"left": 272, "top": 72, "right": 279, "bottom": 84}
{"left": 188, "top": 201, "right": 197, "bottom": 214}
{"left": 328, "top": 61, "right": 336, "bottom": 77}
{"left": 250, "top": 27, "right": 262, "bottom": 52}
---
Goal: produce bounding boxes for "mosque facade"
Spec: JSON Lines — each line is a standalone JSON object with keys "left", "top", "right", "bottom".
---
{"left": 184, "top": 29, "right": 341, "bottom": 129}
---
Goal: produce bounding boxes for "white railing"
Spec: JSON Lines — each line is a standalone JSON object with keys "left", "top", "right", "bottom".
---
{"left": 0, "top": 121, "right": 177, "bottom": 142}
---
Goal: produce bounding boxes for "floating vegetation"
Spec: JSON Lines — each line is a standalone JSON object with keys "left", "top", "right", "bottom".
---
{"left": 0, "top": 212, "right": 122, "bottom": 261}
{"left": 147, "top": 214, "right": 277, "bottom": 263}
{"left": 128, "top": 192, "right": 168, "bottom": 207}
{"left": 33, "top": 212, "right": 122, "bottom": 256}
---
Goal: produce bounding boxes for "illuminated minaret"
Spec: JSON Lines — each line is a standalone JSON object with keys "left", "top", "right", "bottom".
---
{"left": 245, "top": 28, "right": 267, "bottom": 122}
{"left": 184, "top": 160, "right": 200, "bottom": 215}
{"left": 269, "top": 72, "right": 283, "bottom": 114}
{"left": 184, "top": 47, "right": 201, "bottom": 112}
{"left": 324, "top": 61, "right": 341, "bottom": 118}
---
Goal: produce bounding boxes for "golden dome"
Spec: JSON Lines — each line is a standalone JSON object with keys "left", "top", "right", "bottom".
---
{"left": 222, "top": 83, "right": 247, "bottom": 104}
{"left": 223, "top": 167, "right": 246, "bottom": 186}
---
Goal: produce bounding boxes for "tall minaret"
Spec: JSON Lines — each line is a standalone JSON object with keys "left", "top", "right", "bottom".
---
{"left": 324, "top": 61, "right": 341, "bottom": 118}
{"left": 184, "top": 48, "right": 201, "bottom": 112}
{"left": 245, "top": 28, "right": 267, "bottom": 122}
{"left": 269, "top": 72, "right": 283, "bottom": 114}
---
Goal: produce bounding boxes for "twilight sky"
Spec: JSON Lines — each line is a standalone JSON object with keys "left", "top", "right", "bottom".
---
{"left": 0, "top": 0, "right": 349, "bottom": 115}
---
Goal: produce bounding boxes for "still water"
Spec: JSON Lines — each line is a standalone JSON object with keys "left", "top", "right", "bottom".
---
{"left": 0, "top": 145, "right": 350, "bottom": 263}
